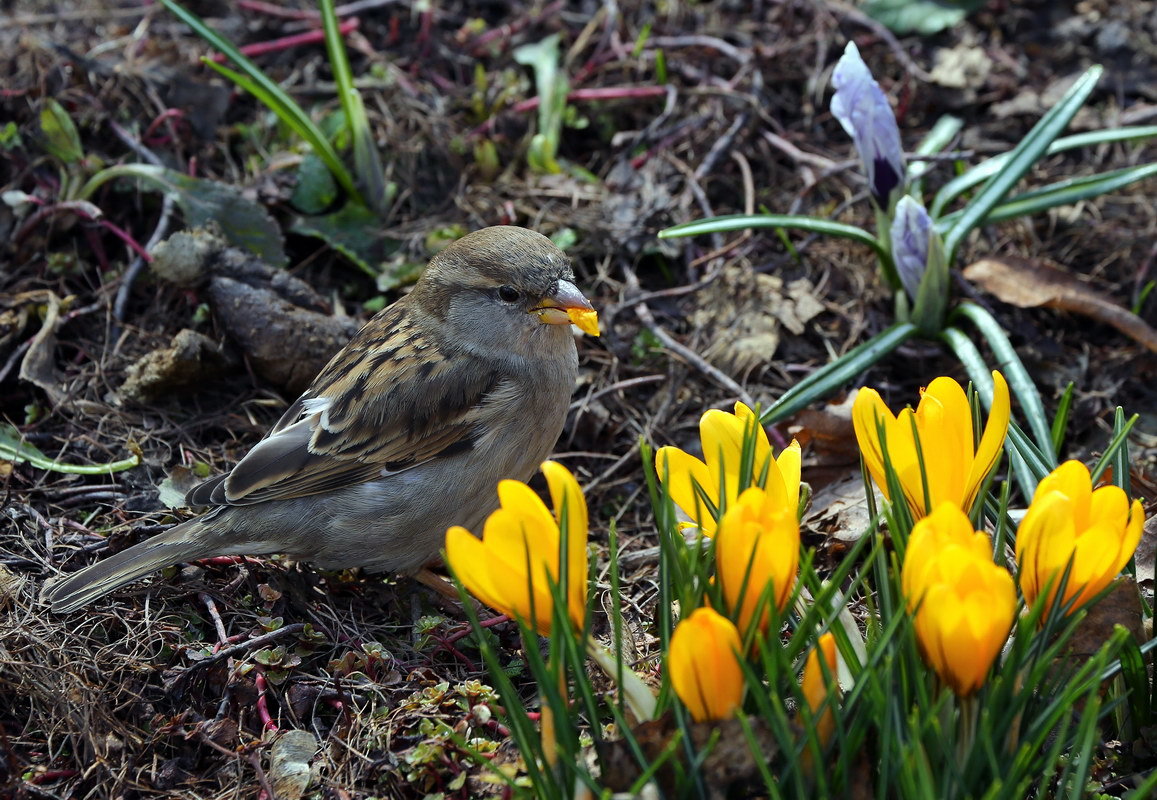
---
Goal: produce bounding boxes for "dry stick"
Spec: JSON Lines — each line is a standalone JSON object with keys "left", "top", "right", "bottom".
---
{"left": 568, "top": 374, "right": 666, "bottom": 411}
{"left": 108, "top": 122, "right": 178, "bottom": 345}
{"left": 182, "top": 623, "right": 307, "bottom": 672}
{"left": 624, "top": 264, "right": 757, "bottom": 411}
{"left": 821, "top": 0, "right": 934, "bottom": 83}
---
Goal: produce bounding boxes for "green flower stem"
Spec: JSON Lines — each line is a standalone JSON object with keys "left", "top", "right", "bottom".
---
{"left": 952, "top": 302, "right": 1056, "bottom": 465}
{"left": 587, "top": 639, "right": 657, "bottom": 722}
{"left": 939, "top": 326, "right": 1036, "bottom": 499}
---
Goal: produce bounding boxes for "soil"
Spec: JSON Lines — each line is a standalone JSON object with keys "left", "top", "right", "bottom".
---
{"left": 2, "top": 0, "right": 1156, "bottom": 797}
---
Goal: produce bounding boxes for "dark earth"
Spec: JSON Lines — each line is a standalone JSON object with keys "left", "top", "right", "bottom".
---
{"left": 2, "top": 0, "right": 1156, "bottom": 797}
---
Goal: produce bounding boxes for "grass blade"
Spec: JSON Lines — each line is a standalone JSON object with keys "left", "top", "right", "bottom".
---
{"left": 759, "top": 321, "right": 919, "bottom": 425}
{"left": 943, "top": 65, "right": 1103, "bottom": 261}
{"left": 660, "top": 214, "right": 884, "bottom": 257}
{"left": 930, "top": 123, "right": 1157, "bottom": 217}
{"left": 161, "top": 0, "right": 362, "bottom": 204}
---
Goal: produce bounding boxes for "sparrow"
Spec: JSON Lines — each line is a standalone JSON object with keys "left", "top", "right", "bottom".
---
{"left": 43, "top": 226, "right": 599, "bottom": 613}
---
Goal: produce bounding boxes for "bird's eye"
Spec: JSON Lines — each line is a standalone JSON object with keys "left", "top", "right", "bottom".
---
{"left": 498, "top": 285, "right": 521, "bottom": 303}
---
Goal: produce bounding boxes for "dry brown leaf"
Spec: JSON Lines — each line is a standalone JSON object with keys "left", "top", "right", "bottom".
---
{"left": 268, "top": 729, "right": 319, "bottom": 800}
{"left": 1066, "top": 576, "right": 1145, "bottom": 660}
{"left": 1134, "top": 513, "right": 1157, "bottom": 587}
{"left": 963, "top": 256, "right": 1157, "bottom": 353}
{"left": 17, "top": 290, "right": 72, "bottom": 406}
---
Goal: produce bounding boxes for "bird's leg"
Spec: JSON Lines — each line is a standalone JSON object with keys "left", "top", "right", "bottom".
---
{"left": 412, "top": 566, "right": 462, "bottom": 602}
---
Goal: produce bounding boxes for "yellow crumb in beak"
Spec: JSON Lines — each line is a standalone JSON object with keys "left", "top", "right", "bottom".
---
{"left": 568, "top": 307, "right": 600, "bottom": 337}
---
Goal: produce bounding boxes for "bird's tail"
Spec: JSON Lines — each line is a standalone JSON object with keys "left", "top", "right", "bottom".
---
{"left": 42, "top": 519, "right": 220, "bottom": 613}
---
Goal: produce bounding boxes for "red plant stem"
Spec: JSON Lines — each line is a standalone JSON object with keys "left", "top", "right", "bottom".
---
{"left": 237, "top": 0, "right": 317, "bottom": 19}
{"left": 255, "top": 671, "right": 278, "bottom": 733}
{"left": 209, "top": 18, "right": 359, "bottom": 63}
{"left": 237, "top": 0, "right": 386, "bottom": 20}
{"left": 143, "top": 108, "right": 185, "bottom": 144}
{"left": 28, "top": 769, "right": 80, "bottom": 785}
{"left": 14, "top": 201, "right": 153, "bottom": 263}
{"left": 469, "top": 0, "right": 564, "bottom": 54}
{"left": 98, "top": 219, "right": 153, "bottom": 263}
{"left": 470, "top": 85, "right": 667, "bottom": 138}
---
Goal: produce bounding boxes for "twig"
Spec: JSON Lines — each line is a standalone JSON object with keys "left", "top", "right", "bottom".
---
{"left": 183, "top": 623, "right": 307, "bottom": 671}
{"left": 649, "top": 35, "right": 751, "bottom": 65}
{"left": 623, "top": 265, "right": 756, "bottom": 410}
{"left": 568, "top": 375, "right": 666, "bottom": 411}
{"left": 821, "top": 0, "right": 934, "bottom": 83}
{"left": 693, "top": 111, "right": 749, "bottom": 181}
{"left": 209, "top": 18, "right": 360, "bottom": 63}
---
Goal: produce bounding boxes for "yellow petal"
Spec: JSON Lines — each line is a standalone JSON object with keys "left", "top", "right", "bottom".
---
{"left": 496, "top": 479, "right": 558, "bottom": 544}
{"left": 668, "top": 607, "right": 744, "bottom": 722}
{"left": 852, "top": 387, "right": 894, "bottom": 502}
{"left": 541, "top": 460, "right": 589, "bottom": 629}
{"left": 916, "top": 377, "right": 973, "bottom": 509}
{"left": 961, "top": 371, "right": 1010, "bottom": 512}
{"left": 656, "top": 446, "right": 719, "bottom": 535}
{"left": 445, "top": 526, "right": 500, "bottom": 609}
{"left": 801, "top": 632, "right": 839, "bottom": 745}
{"left": 716, "top": 487, "right": 800, "bottom": 634}
{"left": 776, "top": 439, "right": 803, "bottom": 514}
{"left": 567, "top": 307, "right": 600, "bottom": 337}
{"left": 700, "top": 409, "right": 745, "bottom": 505}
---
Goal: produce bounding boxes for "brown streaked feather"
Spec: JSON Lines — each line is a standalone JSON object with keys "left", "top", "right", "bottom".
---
{"left": 197, "top": 303, "right": 504, "bottom": 506}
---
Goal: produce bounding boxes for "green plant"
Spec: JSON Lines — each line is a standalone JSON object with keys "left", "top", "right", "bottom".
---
{"left": 659, "top": 45, "right": 1157, "bottom": 500}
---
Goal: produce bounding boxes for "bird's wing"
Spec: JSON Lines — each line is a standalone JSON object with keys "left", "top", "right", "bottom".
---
{"left": 187, "top": 307, "right": 506, "bottom": 507}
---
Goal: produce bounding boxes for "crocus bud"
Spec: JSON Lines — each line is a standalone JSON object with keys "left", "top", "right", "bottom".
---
{"left": 891, "top": 196, "right": 932, "bottom": 302}
{"left": 831, "top": 42, "right": 905, "bottom": 209}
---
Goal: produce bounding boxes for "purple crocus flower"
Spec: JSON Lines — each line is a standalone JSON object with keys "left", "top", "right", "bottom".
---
{"left": 890, "top": 196, "right": 932, "bottom": 301}
{"left": 831, "top": 42, "right": 905, "bottom": 208}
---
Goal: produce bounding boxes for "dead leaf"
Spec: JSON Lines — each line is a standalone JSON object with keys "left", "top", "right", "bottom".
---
{"left": 1067, "top": 576, "right": 1145, "bottom": 660}
{"left": 807, "top": 476, "right": 875, "bottom": 544}
{"left": 17, "top": 290, "right": 72, "bottom": 406}
{"left": 963, "top": 256, "right": 1157, "bottom": 353}
{"left": 929, "top": 40, "right": 992, "bottom": 91}
{"left": 1134, "top": 513, "right": 1157, "bottom": 587}
{"left": 692, "top": 267, "right": 823, "bottom": 372}
{"left": 268, "top": 729, "right": 319, "bottom": 800}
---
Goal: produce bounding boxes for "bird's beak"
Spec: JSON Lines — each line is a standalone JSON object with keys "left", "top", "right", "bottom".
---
{"left": 532, "top": 279, "right": 600, "bottom": 337}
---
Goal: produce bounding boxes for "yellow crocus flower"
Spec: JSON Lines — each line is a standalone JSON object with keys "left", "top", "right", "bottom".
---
{"left": 1016, "top": 460, "right": 1144, "bottom": 616}
{"left": 852, "top": 371, "right": 1010, "bottom": 518}
{"left": 445, "top": 461, "right": 588, "bottom": 636}
{"left": 715, "top": 486, "right": 800, "bottom": 635}
{"left": 801, "top": 632, "right": 840, "bottom": 747}
{"left": 656, "top": 402, "right": 801, "bottom": 536}
{"left": 668, "top": 607, "right": 744, "bottom": 722}
{"left": 902, "top": 502, "right": 1016, "bottom": 697}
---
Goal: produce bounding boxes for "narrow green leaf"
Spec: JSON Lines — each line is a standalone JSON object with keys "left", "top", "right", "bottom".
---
{"left": 1110, "top": 407, "right": 1132, "bottom": 495}
{"left": 0, "top": 423, "right": 140, "bottom": 475}
{"left": 1050, "top": 382, "right": 1074, "bottom": 456}
{"left": 319, "top": 0, "right": 387, "bottom": 213}
{"left": 160, "top": 0, "right": 363, "bottom": 204}
{"left": 931, "top": 124, "right": 1157, "bottom": 217}
{"left": 936, "top": 164, "right": 1157, "bottom": 231}
{"left": 943, "top": 65, "right": 1103, "bottom": 261}
{"left": 953, "top": 301, "right": 1056, "bottom": 465}
{"left": 660, "top": 214, "right": 884, "bottom": 257}
{"left": 1091, "top": 410, "right": 1139, "bottom": 485}
{"left": 759, "top": 321, "right": 919, "bottom": 425}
